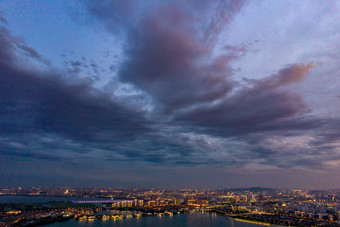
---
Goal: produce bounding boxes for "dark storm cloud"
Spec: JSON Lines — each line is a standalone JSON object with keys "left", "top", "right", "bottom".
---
{"left": 0, "top": 66, "right": 147, "bottom": 141}
{"left": 0, "top": 25, "right": 147, "bottom": 143}
{"left": 176, "top": 63, "right": 316, "bottom": 136}
{"left": 118, "top": 2, "right": 248, "bottom": 112}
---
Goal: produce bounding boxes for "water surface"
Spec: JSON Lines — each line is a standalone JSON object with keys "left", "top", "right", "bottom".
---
{"left": 46, "top": 213, "right": 271, "bottom": 227}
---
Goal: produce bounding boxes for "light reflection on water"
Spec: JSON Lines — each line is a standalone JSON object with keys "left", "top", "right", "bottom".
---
{"left": 46, "top": 213, "right": 270, "bottom": 227}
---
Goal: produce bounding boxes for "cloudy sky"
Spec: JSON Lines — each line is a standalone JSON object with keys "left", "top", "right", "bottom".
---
{"left": 1, "top": 0, "right": 340, "bottom": 189}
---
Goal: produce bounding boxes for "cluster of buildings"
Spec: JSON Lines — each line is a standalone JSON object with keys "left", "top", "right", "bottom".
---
{"left": 1, "top": 187, "right": 340, "bottom": 226}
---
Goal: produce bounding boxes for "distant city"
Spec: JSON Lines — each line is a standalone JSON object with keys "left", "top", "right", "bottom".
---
{"left": 1, "top": 187, "right": 340, "bottom": 226}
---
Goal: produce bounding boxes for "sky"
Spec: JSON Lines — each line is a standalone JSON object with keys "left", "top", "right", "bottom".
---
{"left": 0, "top": 0, "right": 340, "bottom": 190}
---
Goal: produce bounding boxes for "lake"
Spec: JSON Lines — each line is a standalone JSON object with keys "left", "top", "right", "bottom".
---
{"left": 46, "top": 213, "right": 273, "bottom": 227}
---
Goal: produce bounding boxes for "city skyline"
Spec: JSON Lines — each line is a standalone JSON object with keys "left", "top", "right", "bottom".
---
{"left": 2, "top": 186, "right": 340, "bottom": 226}
{"left": 1, "top": 0, "right": 340, "bottom": 189}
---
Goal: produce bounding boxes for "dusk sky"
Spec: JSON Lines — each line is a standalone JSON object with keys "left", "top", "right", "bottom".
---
{"left": 1, "top": 0, "right": 340, "bottom": 189}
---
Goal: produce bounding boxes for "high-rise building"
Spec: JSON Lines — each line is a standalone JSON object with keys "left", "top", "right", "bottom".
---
{"left": 186, "top": 199, "right": 196, "bottom": 205}
{"left": 150, "top": 200, "right": 156, "bottom": 206}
